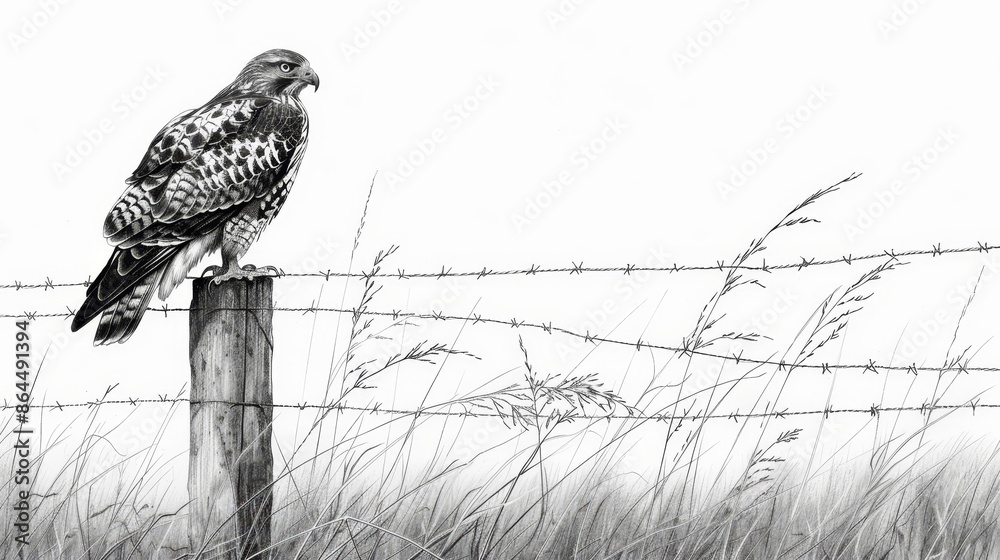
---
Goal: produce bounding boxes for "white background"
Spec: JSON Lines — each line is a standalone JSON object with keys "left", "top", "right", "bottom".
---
{"left": 2, "top": 0, "right": 1000, "bottom": 496}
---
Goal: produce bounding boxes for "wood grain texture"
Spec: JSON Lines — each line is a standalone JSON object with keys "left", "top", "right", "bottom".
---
{"left": 188, "top": 277, "right": 273, "bottom": 559}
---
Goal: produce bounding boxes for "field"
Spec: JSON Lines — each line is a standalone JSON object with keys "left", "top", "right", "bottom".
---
{"left": 3, "top": 173, "right": 999, "bottom": 559}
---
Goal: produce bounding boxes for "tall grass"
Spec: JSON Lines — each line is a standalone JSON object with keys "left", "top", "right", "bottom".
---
{"left": 3, "top": 173, "right": 999, "bottom": 559}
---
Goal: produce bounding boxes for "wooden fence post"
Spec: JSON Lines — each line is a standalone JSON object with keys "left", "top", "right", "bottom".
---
{"left": 188, "top": 277, "right": 273, "bottom": 559}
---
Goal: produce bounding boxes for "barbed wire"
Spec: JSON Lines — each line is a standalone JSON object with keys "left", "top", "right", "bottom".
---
{"left": 4, "top": 396, "right": 994, "bottom": 421}
{"left": 6, "top": 304, "right": 995, "bottom": 375}
{"left": 0, "top": 278, "right": 91, "bottom": 291}
{"left": 2, "top": 240, "right": 997, "bottom": 291}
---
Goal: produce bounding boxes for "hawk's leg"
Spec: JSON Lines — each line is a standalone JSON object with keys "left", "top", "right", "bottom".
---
{"left": 201, "top": 257, "right": 283, "bottom": 285}
{"left": 201, "top": 213, "right": 284, "bottom": 283}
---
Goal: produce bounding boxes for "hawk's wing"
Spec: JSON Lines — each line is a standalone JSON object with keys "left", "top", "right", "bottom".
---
{"left": 72, "top": 95, "right": 307, "bottom": 336}
{"left": 106, "top": 95, "right": 305, "bottom": 247}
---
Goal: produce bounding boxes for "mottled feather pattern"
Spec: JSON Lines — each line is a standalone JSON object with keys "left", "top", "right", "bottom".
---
{"left": 72, "top": 49, "right": 315, "bottom": 345}
{"left": 129, "top": 97, "right": 263, "bottom": 181}
{"left": 105, "top": 102, "right": 305, "bottom": 248}
{"left": 105, "top": 98, "right": 267, "bottom": 242}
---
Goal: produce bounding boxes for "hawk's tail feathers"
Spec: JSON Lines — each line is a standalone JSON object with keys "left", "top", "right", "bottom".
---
{"left": 92, "top": 269, "right": 165, "bottom": 346}
{"left": 71, "top": 244, "right": 180, "bottom": 343}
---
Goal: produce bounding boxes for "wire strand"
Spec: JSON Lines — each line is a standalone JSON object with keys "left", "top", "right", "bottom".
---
{"left": 7, "top": 305, "right": 994, "bottom": 375}
{"left": 1, "top": 240, "right": 996, "bottom": 289}
{"left": 9, "top": 397, "right": 993, "bottom": 421}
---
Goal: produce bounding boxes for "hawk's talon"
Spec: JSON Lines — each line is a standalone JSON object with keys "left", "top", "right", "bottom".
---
{"left": 201, "top": 265, "right": 223, "bottom": 278}
{"left": 203, "top": 262, "right": 283, "bottom": 285}
{"left": 248, "top": 265, "right": 284, "bottom": 277}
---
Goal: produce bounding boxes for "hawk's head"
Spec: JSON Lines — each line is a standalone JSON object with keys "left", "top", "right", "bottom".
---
{"left": 233, "top": 49, "right": 320, "bottom": 98}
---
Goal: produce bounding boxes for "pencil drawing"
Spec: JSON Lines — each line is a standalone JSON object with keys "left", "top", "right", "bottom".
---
{"left": 70, "top": 49, "right": 317, "bottom": 345}
{"left": 3, "top": 3, "right": 999, "bottom": 559}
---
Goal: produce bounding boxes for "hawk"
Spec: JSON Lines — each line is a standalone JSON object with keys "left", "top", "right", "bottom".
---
{"left": 71, "top": 49, "right": 319, "bottom": 345}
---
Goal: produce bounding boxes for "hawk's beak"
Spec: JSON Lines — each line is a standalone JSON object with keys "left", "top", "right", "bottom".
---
{"left": 299, "top": 67, "right": 320, "bottom": 91}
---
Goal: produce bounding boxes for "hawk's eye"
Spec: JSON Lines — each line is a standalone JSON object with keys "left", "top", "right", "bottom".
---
{"left": 279, "top": 63, "right": 292, "bottom": 73}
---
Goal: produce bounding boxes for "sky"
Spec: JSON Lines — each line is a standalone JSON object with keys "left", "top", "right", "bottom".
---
{"left": 2, "top": 0, "right": 1000, "bottom": 497}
